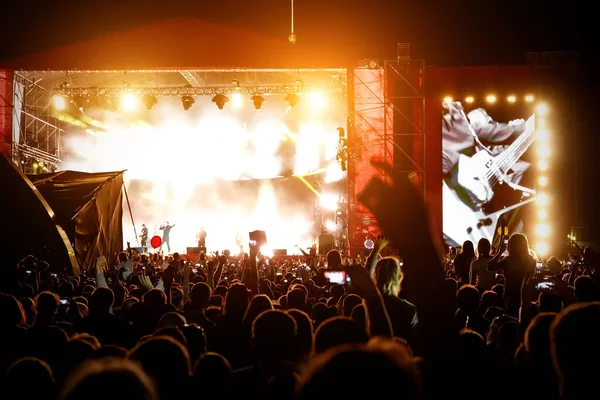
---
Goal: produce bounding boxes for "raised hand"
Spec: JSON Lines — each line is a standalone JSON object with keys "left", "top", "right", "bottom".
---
{"left": 375, "top": 236, "right": 391, "bottom": 251}
{"left": 139, "top": 275, "right": 154, "bottom": 291}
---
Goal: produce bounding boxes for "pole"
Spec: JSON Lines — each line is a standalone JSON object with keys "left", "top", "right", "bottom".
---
{"left": 123, "top": 185, "right": 139, "bottom": 247}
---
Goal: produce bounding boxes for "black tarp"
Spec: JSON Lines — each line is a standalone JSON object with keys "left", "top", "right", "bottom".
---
{"left": 28, "top": 170, "right": 125, "bottom": 272}
{"left": 0, "top": 156, "right": 78, "bottom": 286}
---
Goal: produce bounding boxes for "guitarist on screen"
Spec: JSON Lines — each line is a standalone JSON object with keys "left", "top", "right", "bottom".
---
{"left": 442, "top": 101, "right": 529, "bottom": 210}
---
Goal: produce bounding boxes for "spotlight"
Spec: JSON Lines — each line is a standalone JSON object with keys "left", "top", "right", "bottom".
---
{"left": 53, "top": 95, "right": 66, "bottom": 110}
{"left": 212, "top": 94, "right": 229, "bottom": 110}
{"left": 285, "top": 93, "right": 299, "bottom": 108}
{"left": 121, "top": 93, "right": 137, "bottom": 111}
{"left": 539, "top": 176, "right": 548, "bottom": 186}
{"left": 536, "top": 242, "right": 549, "bottom": 256}
{"left": 443, "top": 96, "right": 453, "bottom": 103}
{"left": 536, "top": 103, "right": 548, "bottom": 116}
{"left": 525, "top": 95, "right": 535, "bottom": 102}
{"left": 231, "top": 93, "right": 243, "bottom": 108}
{"left": 536, "top": 223, "right": 550, "bottom": 237}
{"left": 507, "top": 95, "right": 516, "bottom": 103}
{"left": 308, "top": 92, "right": 325, "bottom": 109}
{"left": 465, "top": 96, "right": 474, "bottom": 104}
{"left": 142, "top": 94, "right": 158, "bottom": 110}
{"left": 181, "top": 95, "right": 195, "bottom": 111}
{"left": 538, "top": 160, "right": 549, "bottom": 171}
{"left": 251, "top": 95, "right": 265, "bottom": 110}
{"left": 486, "top": 94, "right": 497, "bottom": 103}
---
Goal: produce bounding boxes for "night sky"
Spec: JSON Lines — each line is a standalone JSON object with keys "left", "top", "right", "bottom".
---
{"left": 0, "top": 0, "right": 590, "bottom": 66}
{"left": 1, "top": 0, "right": 597, "bottom": 241}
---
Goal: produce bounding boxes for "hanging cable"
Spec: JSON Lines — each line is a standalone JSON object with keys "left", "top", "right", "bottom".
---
{"left": 289, "top": 0, "right": 297, "bottom": 43}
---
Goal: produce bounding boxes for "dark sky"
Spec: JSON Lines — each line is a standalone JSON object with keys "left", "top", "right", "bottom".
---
{"left": 0, "top": 0, "right": 590, "bottom": 66}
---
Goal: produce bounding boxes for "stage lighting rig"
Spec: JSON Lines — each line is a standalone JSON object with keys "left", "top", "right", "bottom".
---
{"left": 285, "top": 93, "right": 299, "bottom": 108}
{"left": 181, "top": 95, "right": 195, "bottom": 111}
{"left": 212, "top": 94, "right": 229, "bottom": 110}
{"left": 251, "top": 95, "right": 265, "bottom": 110}
{"left": 142, "top": 94, "right": 158, "bottom": 110}
{"left": 336, "top": 127, "right": 348, "bottom": 172}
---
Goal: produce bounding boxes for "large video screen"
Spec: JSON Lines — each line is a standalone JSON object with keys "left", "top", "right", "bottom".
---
{"left": 442, "top": 101, "right": 537, "bottom": 247}
{"left": 61, "top": 94, "right": 346, "bottom": 254}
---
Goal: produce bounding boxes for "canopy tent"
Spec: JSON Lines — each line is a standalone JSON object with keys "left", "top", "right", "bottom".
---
{"left": 0, "top": 155, "right": 78, "bottom": 284}
{"left": 28, "top": 170, "right": 125, "bottom": 272}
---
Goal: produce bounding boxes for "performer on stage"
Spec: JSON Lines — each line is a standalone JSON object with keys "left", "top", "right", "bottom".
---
{"left": 140, "top": 224, "right": 148, "bottom": 248}
{"left": 160, "top": 221, "right": 175, "bottom": 253}
{"left": 196, "top": 226, "right": 207, "bottom": 253}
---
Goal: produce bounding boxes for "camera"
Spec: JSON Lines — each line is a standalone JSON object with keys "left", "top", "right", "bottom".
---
{"left": 324, "top": 270, "right": 350, "bottom": 285}
{"left": 60, "top": 299, "right": 70, "bottom": 306}
{"left": 536, "top": 280, "right": 555, "bottom": 291}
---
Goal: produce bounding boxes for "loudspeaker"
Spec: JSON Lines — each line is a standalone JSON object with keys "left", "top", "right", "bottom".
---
{"left": 273, "top": 249, "right": 287, "bottom": 257}
{"left": 186, "top": 247, "right": 202, "bottom": 254}
{"left": 318, "top": 234, "right": 335, "bottom": 255}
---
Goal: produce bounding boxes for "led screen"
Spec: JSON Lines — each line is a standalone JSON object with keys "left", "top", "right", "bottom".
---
{"left": 442, "top": 101, "right": 537, "bottom": 248}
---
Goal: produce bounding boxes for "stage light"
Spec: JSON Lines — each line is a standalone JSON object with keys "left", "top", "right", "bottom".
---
{"left": 536, "top": 103, "right": 548, "bottom": 116}
{"left": 285, "top": 93, "right": 299, "bottom": 108}
{"left": 325, "top": 220, "right": 338, "bottom": 232}
{"left": 536, "top": 242, "right": 549, "bottom": 256}
{"left": 486, "top": 94, "right": 497, "bottom": 103}
{"left": 538, "top": 209, "right": 548, "bottom": 220}
{"left": 320, "top": 194, "right": 339, "bottom": 211}
{"left": 142, "top": 94, "right": 158, "bottom": 110}
{"left": 121, "top": 93, "right": 137, "bottom": 111}
{"left": 212, "top": 94, "right": 229, "bottom": 110}
{"left": 309, "top": 92, "right": 325, "bottom": 109}
{"left": 443, "top": 96, "right": 453, "bottom": 103}
{"left": 538, "top": 160, "right": 549, "bottom": 171}
{"left": 181, "top": 95, "right": 195, "bottom": 111}
{"left": 33, "top": 162, "right": 39, "bottom": 169}
{"left": 231, "top": 93, "right": 243, "bottom": 108}
{"left": 539, "top": 176, "right": 548, "bottom": 186}
{"left": 465, "top": 96, "right": 474, "bottom": 104}
{"left": 251, "top": 95, "right": 265, "bottom": 110}
{"left": 537, "top": 144, "right": 551, "bottom": 158}
{"left": 525, "top": 95, "right": 535, "bottom": 102}
{"left": 536, "top": 223, "right": 550, "bottom": 237}
{"left": 537, "top": 193, "right": 549, "bottom": 207}
{"left": 53, "top": 95, "right": 66, "bottom": 110}
{"left": 536, "top": 129, "right": 549, "bottom": 142}
{"left": 507, "top": 95, "right": 516, "bottom": 103}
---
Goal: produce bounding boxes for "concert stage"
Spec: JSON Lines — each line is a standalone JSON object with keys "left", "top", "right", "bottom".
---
{"left": 0, "top": 26, "right": 567, "bottom": 266}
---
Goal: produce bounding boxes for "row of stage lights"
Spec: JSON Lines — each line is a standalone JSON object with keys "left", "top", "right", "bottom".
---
{"left": 52, "top": 91, "right": 327, "bottom": 113}
{"left": 533, "top": 103, "right": 551, "bottom": 257}
{"left": 443, "top": 94, "right": 537, "bottom": 104}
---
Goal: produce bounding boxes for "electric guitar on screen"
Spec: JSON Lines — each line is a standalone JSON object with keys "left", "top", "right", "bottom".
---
{"left": 444, "top": 114, "right": 537, "bottom": 246}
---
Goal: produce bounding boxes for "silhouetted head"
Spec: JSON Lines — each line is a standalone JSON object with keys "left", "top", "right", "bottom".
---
{"left": 326, "top": 250, "right": 342, "bottom": 268}
{"left": 507, "top": 233, "right": 530, "bottom": 259}
{"left": 374, "top": 257, "right": 402, "bottom": 296}
{"left": 60, "top": 357, "right": 157, "bottom": 400}
{"left": 189, "top": 282, "right": 212, "bottom": 309}
{"left": 89, "top": 287, "right": 115, "bottom": 314}
{"left": 243, "top": 294, "right": 273, "bottom": 325}
{"left": 551, "top": 302, "right": 600, "bottom": 396}
{"left": 252, "top": 310, "right": 297, "bottom": 362}
{"left": 6, "top": 357, "right": 55, "bottom": 400}
{"left": 461, "top": 240, "right": 475, "bottom": 258}
{"left": 477, "top": 238, "right": 491, "bottom": 258}
{"left": 314, "top": 316, "right": 369, "bottom": 354}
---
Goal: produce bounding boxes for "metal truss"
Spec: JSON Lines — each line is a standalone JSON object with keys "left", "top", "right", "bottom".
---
{"left": 52, "top": 85, "right": 317, "bottom": 97}
{"left": 13, "top": 73, "right": 62, "bottom": 172}
{"left": 384, "top": 56, "right": 426, "bottom": 196}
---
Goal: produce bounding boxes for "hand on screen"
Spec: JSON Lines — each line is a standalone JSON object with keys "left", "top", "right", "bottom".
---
{"left": 508, "top": 118, "right": 525, "bottom": 126}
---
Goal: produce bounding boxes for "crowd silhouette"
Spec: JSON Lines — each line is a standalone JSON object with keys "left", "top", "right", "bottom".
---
{"left": 1, "top": 168, "right": 599, "bottom": 400}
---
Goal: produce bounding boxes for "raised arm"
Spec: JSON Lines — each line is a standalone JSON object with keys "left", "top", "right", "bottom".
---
{"left": 365, "top": 237, "right": 390, "bottom": 276}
